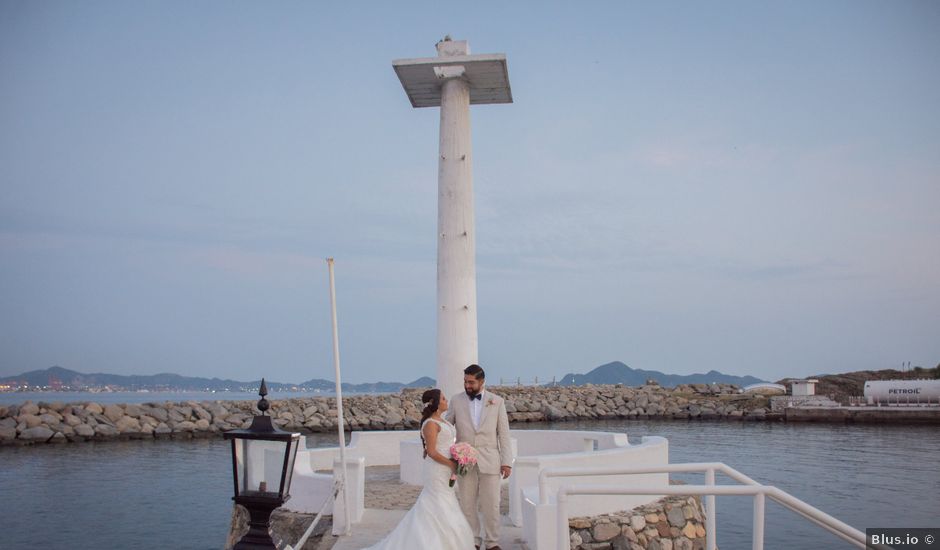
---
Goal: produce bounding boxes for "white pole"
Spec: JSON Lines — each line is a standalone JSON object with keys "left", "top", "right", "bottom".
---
{"left": 706, "top": 467, "right": 717, "bottom": 550}
{"left": 435, "top": 41, "right": 479, "bottom": 400}
{"left": 752, "top": 492, "right": 765, "bottom": 550}
{"left": 556, "top": 488, "right": 571, "bottom": 550}
{"left": 326, "top": 258, "right": 351, "bottom": 535}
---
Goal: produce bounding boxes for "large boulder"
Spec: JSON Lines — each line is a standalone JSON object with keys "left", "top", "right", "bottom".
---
{"left": 103, "top": 404, "right": 125, "bottom": 423}
{"left": 74, "top": 424, "right": 95, "bottom": 438}
{"left": 39, "top": 413, "right": 62, "bottom": 425}
{"left": 20, "top": 426, "right": 54, "bottom": 441}
{"left": 115, "top": 416, "right": 142, "bottom": 433}
{"left": 144, "top": 406, "right": 168, "bottom": 423}
{"left": 541, "top": 404, "right": 568, "bottom": 421}
{"left": 205, "top": 403, "right": 229, "bottom": 419}
{"left": 94, "top": 424, "right": 120, "bottom": 437}
{"left": 593, "top": 522, "right": 621, "bottom": 542}
{"left": 84, "top": 403, "right": 104, "bottom": 415}
{"left": 19, "top": 402, "right": 40, "bottom": 416}
{"left": 226, "top": 413, "right": 249, "bottom": 426}
{"left": 20, "top": 414, "right": 43, "bottom": 428}
{"left": 92, "top": 413, "right": 115, "bottom": 427}
{"left": 0, "top": 425, "right": 17, "bottom": 440}
{"left": 124, "top": 404, "right": 144, "bottom": 418}
{"left": 138, "top": 415, "right": 158, "bottom": 427}
{"left": 193, "top": 406, "right": 212, "bottom": 422}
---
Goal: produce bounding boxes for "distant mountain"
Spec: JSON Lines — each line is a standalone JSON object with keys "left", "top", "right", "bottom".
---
{"left": 405, "top": 376, "right": 436, "bottom": 388}
{"left": 558, "top": 361, "right": 765, "bottom": 387}
{"left": 1, "top": 366, "right": 260, "bottom": 391}
{"left": 1, "top": 366, "right": 436, "bottom": 393}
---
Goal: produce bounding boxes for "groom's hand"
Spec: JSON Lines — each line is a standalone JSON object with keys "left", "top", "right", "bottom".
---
{"left": 500, "top": 465, "right": 512, "bottom": 479}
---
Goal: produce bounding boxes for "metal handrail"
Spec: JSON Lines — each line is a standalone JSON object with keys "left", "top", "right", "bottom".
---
{"left": 542, "top": 462, "right": 869, "bottom": 550}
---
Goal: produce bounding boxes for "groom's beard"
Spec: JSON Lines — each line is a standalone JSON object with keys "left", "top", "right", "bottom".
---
{"left": 465, "top": 389, "right": 480, "bottom": 399}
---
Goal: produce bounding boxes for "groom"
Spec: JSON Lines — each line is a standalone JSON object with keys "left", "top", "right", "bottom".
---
{"left": 446, "top": 364, "right": 513, "bottom": 550}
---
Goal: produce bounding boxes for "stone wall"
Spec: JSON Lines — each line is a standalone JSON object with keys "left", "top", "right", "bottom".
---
{"left": 0, "top": 383, "right": 779, "bottom": 445}
{"left": 226, "top": 505, "right": 335, "bottom": 550}
{"left": 569, "top": 486, "right": 708, "bottom": 550}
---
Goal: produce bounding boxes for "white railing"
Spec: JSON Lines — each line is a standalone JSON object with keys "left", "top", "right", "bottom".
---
{"left": 545, "top": 462, "right": 870, "bottom": 550}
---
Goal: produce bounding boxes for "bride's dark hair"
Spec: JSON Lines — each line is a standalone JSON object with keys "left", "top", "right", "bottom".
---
{"left": 419, "top": 388, "right": 442, "bottom": 458}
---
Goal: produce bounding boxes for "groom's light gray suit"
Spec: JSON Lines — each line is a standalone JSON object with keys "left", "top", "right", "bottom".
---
{"left": 446, "top": 390, "right": 512, "bottom": 549}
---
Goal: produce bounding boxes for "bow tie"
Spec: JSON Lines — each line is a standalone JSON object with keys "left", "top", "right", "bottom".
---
{"left": 470, "top": 393, "right": 482, "bottom": 401}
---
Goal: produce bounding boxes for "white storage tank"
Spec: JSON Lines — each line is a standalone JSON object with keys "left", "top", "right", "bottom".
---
{"left": 863, "top": 379, "right": 940, "bottom": 404}
{"left": 741, "top": 383, "right": 787, "bottom": 395}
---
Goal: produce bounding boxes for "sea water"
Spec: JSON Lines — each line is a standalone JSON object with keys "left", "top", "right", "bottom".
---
{"left": 0, "top": 420, "right": 937, "bottom": 549}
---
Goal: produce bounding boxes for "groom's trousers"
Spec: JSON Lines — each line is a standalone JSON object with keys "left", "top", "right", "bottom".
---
{"left": 457, "top": 468, "right": 501, "bottom": 548}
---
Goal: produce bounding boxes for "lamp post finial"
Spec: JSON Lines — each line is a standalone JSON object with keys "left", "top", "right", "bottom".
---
{"left": 257, "top": 378, "right": 270, "bottom": 415}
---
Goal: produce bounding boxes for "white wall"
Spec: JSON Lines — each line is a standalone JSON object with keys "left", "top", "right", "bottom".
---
{"left": 300, "top": 430, "right": 420, "bottom": 471}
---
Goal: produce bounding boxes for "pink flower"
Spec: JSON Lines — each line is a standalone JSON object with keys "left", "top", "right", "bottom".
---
{"left": 449, "top": 442, "right": 478, "bottom": 486}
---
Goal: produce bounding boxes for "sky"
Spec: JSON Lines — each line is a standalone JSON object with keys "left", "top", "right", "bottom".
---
{"left": 1, "top": 1, "right": 938, "bottom": 385}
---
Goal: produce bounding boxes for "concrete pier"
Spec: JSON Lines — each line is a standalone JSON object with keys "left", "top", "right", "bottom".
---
{"left": 324, "top": 466, "right": 522, "bottom": 549}
{"left": 784, "top": 405, "right": 940, "bottom": 423}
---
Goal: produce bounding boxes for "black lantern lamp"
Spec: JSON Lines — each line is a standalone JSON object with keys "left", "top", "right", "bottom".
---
{"left": 224, "top": 378, "right": 301, "bottom": 549}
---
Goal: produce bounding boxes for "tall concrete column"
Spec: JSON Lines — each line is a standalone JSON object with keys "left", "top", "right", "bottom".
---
{"left": 436, "top": 65, "right": 477, "bottom": 400}
{"left": 393, "top": 38, "right": 512, "bottom": 399}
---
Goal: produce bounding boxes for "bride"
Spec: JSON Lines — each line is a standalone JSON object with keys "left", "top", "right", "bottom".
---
{"left": 364, "top": 388, "right": 476, "bottom": 549}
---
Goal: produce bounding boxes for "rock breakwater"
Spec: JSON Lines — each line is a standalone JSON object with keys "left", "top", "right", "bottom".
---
{"left": 0, "top": 383, "right": 775, "bottom": 445}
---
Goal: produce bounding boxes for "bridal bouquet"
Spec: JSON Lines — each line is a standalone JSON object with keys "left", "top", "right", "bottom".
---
{"left": 449, "top": 442, "right": 478, "bottom": 487}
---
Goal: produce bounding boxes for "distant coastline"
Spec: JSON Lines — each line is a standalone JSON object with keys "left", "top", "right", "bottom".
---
{"left": 0, "top": 389, "right": 366, "bottom": 407}
{"left": 0, "top": 362, "right": 765, "bottom": 395}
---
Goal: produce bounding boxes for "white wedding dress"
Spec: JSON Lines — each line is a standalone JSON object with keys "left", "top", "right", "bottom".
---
{"left": 364, "top": 418, "right": 476, "bottom": 549}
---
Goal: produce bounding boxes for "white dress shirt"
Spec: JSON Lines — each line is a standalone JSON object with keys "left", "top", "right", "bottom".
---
{"left": 470, "top": 389, "right": 485, "bottom": 430}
